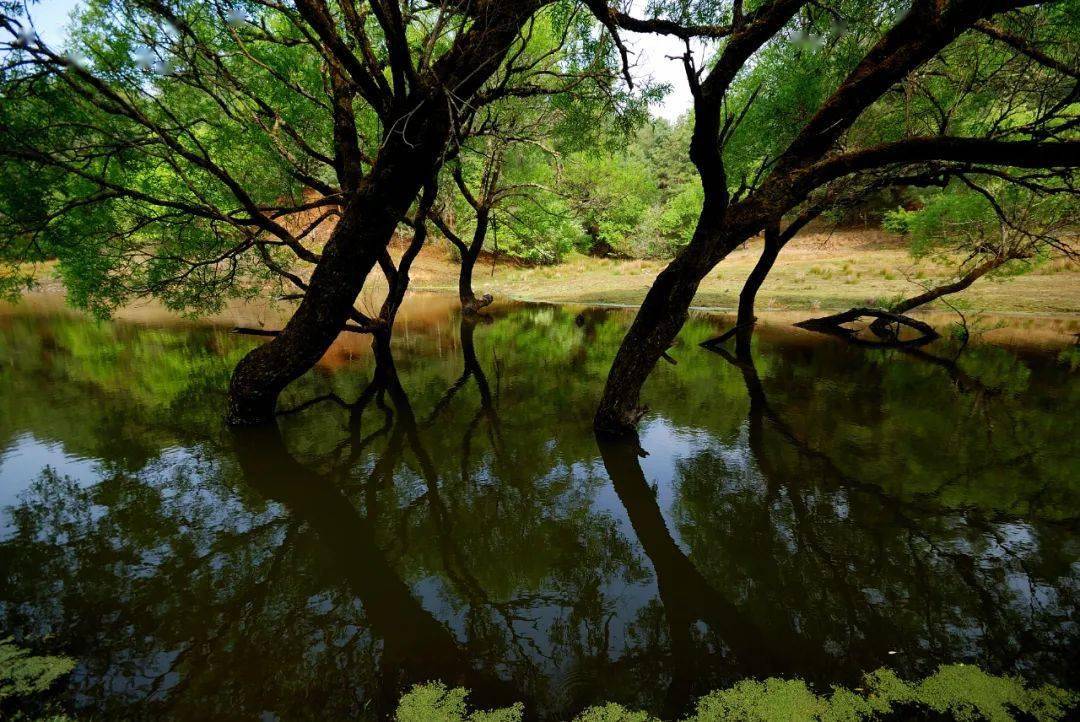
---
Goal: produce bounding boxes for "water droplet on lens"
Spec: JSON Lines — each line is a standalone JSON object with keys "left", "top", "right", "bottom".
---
{"left": 227, "top": 8, "right": 249, "bottom": 27}
{"left": 134, "top": 46, "right": 155, "bottom": 71}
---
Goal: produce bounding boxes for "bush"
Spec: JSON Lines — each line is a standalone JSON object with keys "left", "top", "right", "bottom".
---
{"left": 395, "top": 666, "right": 1076, "bottom": 722}
{"left": 0, "top": 637, "right": 75, "bottom": 721}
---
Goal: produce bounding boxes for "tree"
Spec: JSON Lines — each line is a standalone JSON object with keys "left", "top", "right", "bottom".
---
{"left": 587, "top": 0, "right": 1080, "bottom": 437}
{"left": 0, "top": 0, "right": 591, "bottom": 425}
{"left": 882, "top": 179, "right": 1078, "bottom": 314}
{"left": 439, "top": 6, "right": 641, "bottom": 311}
{"left": 562, "top": 148, "right": 659, "bottom": 256}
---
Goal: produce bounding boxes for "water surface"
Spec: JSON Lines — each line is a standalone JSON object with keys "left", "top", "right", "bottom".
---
{"left": 1, "top": 298, "right": 1077, "bottom": 720}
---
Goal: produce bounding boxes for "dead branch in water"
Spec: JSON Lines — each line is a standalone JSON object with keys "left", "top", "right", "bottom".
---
{"left": 794, "top": 308, "right": 939, "bottom": 348}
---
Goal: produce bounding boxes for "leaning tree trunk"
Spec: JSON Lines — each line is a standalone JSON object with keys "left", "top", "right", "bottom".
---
{"left": 594, "top": 207, "right": 739, "bottom": 437}
{"left": 890, "top": 255, "right": 1009, "bottom": 314}
{"left": 225, "top": 3, "right": 543, "bottom": 425}
{"left": 595, "top": 191, "right": 773, "bottom": 438}
{"left": 227, "top": 161, "right": 426, "bottom": 426}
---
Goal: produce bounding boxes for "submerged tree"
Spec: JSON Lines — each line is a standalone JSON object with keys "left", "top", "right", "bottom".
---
{"left": 587, "top": 0, "right": 1080, "bottom": 436}
{"left": 797, "top": 179, "right": 1078, "bottom": 341}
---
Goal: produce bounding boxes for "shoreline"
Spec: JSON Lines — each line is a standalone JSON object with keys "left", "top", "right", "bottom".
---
{"left": 5, "top": 288, "right": 1078, "bottom": 352}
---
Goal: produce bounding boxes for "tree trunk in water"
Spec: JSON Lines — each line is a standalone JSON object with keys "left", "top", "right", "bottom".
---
{"left": 594, "top": 213, "right": 734, "bottom": 437}
{"left": 459, "top": 250, "right": 477, "bottom": 308}
{"left": 593, "top": 262, "right": 700, "bottom": 436}
{"left": 735, "top": 227, "right": 781, "bottom": 358}
{"left": 459, "top": 209, "right": 493, "bottom": 315}
{"left": 227, "top": 133, "right": 442, "bottom": 425}
{"left": 738, "top": 229, "right": 782, "bottom": 330}
{"left": 224, "top": 3, "right": 543, "bottom": 426}
{"left": 595, "top": 196, "right": 769, "bottom": 438}
{"left": 890, "top": 256, "right": 1007, "bottom": 315}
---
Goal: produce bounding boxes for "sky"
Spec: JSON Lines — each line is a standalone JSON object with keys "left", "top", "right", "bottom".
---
{"left": 20, "top": 0, "right": 697, "bottom": 120}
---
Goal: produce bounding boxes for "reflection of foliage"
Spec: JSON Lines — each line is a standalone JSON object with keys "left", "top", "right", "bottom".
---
{"left": 0, "top": 313, "right": 253, "bottom": 470}
{"left": 398, "top": 666, "right": 1077, "bottom": 721}
{"left": 1058, "top": 346, "right": 1080, "bottom": 372}
{"left": 0, "top": 305, "right": 1077, "bottom": 719}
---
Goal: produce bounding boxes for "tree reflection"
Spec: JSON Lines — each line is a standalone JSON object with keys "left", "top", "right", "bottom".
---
{"left": 681, "top": 340, "right": 1079, "bottom": 687}
{"left": 0, "top": 307, "right": 1076, "bottom": 718}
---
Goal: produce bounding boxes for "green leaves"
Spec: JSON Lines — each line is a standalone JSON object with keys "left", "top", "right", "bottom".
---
{"left": 0, "top": 637, "right": 75, "bottom": 711}
{"left": 398, "top": 666, "right": 1078, "bottom": 721}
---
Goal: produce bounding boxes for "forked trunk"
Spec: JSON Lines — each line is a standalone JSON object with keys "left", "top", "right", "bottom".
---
{"left": 227, "top": 134, "right": 443, "bottom": 425}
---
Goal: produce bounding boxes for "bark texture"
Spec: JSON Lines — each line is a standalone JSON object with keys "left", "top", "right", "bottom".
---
{"left": 227, "top": 3, "right": 544, "bottom": 425}
{"left": 593, "top": 0, "right": 1074, "bottom": 437}
{"left": 890, "top": 256, "right": 1009, "bottom": 315}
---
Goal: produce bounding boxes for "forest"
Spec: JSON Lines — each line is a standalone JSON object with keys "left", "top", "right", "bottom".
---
{"left": 0, "top": 0, "right": 1078, "bottom": 720}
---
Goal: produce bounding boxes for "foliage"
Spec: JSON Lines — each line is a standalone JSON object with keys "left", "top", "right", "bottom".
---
{"left": 395, "top": 682, "right": 524, "bottom": 722}
{"left": 0, "top": 637, "right": 75, "bottom": 720}
{"left": 653, "top": 181, "right": 705, "bottom": 254}
{"left": 0, "top": 0, "right": 639, "bottom": 312}
{"left": 555, "top": 117, "right": 704, "bottom": 258}
{"left": 433, "top": 6, "right": 648, "bottom": 267}
{"left": 562, "top": 150, "right": 660, "bottom": 255}
{"left": 397, "top": 666, "right": 1077, "bottom": 721}
{"left": 885, "top": 182, "right": 1076, "bottom": 261}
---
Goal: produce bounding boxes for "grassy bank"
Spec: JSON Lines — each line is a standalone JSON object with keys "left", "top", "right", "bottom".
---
{"left": 402, "top": 230, "right": 1080, "bottom": 315}
{"left": 21, "top": 230, "right": 1080, "bottom": 316}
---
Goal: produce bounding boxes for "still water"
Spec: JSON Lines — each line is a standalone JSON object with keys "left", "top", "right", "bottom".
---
{"left": 1, "top": 297, "right": 1078, "bottom": 720}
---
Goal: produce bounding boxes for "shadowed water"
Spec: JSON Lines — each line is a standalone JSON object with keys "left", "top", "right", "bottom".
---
{"left": 0, "top": 299, "right": 1077, "bottom": 720}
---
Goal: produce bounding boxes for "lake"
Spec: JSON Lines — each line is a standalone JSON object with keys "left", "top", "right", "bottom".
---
{"left": 1, "top": 295, "right": 1078, "bottom": 720}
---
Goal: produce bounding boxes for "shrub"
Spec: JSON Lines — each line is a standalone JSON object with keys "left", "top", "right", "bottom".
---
{"left": 0, "top": 637, "right": 75, "bottom": 721}
{"left": 395, "top": 666, "right": 1076, "bottom": 722}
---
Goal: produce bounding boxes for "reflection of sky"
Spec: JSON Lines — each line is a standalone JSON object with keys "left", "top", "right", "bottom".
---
{"left": 403, "top": 415, "right": 724, "bottom": 677}
{"left": 584, "top": 416, "right": 728, "bottom": 665}
{"left": 0, "top": 433, "right": 100, "bottom": 539}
